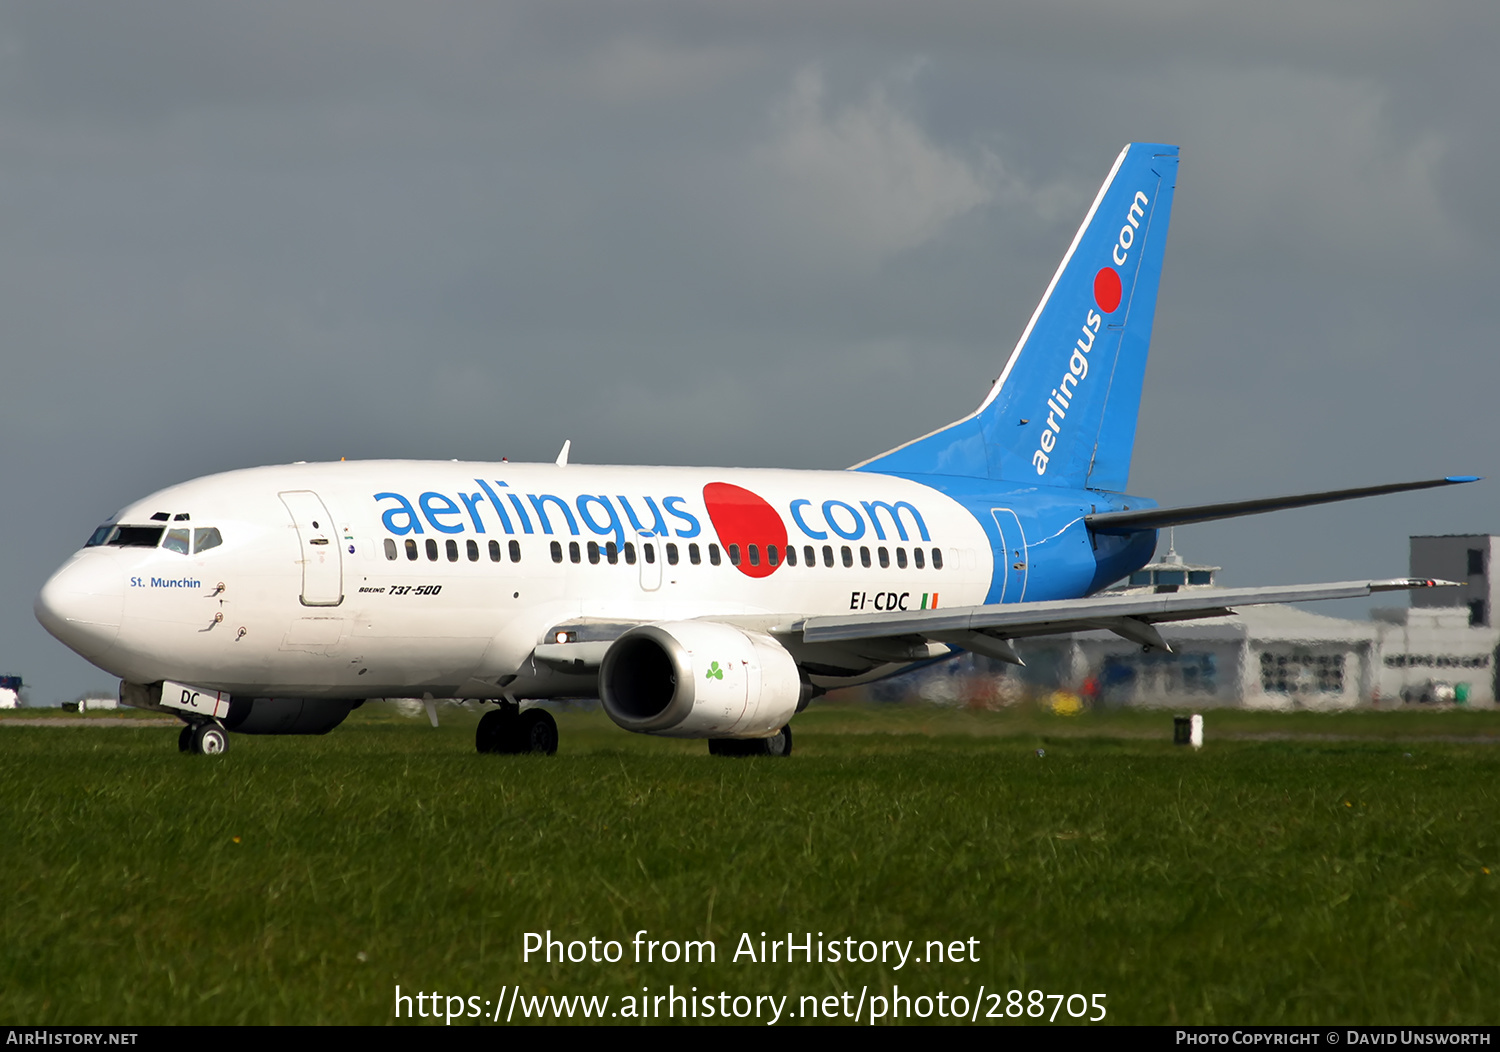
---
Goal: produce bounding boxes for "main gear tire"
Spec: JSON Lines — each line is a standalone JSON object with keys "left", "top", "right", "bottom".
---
{"left": 476, "top": 708, "right": 519, "bottom": 754}
{"left": 518, "top": 708, "right": 558, "bottom": 755}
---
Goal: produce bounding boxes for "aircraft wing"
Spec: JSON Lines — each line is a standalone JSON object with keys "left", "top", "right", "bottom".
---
{"left": 792, "top": 578, "right": 1456, "bottom": 662}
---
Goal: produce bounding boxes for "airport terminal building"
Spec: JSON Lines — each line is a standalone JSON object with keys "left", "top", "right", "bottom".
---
{"left": 875, "top": 535, "right": 1500, "bottom": 709}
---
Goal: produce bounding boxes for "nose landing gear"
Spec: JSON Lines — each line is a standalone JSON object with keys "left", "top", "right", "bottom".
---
{"left": 178, "top": 720, "right": 230, "bottom": 755}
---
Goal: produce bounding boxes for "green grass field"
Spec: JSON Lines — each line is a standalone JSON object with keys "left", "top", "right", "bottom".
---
{"left": 2, "top": 702, "right": 1497, "bottom": 1025}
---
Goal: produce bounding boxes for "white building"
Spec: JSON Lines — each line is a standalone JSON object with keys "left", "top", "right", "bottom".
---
{"left": 1372, "top": 534, "right": 1499, "bottom": 704}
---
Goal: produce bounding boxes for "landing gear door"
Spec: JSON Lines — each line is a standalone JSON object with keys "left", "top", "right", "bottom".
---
{"left": 279, "top": 490, "right": 344, "bottom": 607}
{"left": 990, "top": 508, "right": 1029, "bottom": 603}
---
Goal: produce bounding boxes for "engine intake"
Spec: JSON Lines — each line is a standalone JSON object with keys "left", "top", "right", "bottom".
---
{"left": 599, "top": 622, "right": 803, "bottom": 738}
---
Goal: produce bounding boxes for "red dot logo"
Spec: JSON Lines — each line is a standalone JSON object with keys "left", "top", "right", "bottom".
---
{"left": 702, "top": 482, "right": 787, "bottom": 579}
{"left": 1094, "top": 267, "right": 1122, "bottom": 313}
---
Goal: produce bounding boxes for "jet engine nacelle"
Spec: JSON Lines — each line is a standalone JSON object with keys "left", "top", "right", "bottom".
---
{"left": 599, "top": 621, "right": 804, "bottom": 739}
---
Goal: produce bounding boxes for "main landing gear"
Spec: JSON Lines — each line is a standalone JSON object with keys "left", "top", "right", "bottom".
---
{"left": 476, "top": 702, "right": 558, "bottom": 756}
{"left": 708, "top": 724, "right": 793, "bottom": 758}
{"left": 178, "top": 720, "right": 230, "bottom": 755}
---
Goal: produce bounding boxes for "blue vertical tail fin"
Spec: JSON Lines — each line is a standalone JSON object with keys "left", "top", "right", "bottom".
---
{"left": 854, "top": 143, "right": 1178, "bottom": 492}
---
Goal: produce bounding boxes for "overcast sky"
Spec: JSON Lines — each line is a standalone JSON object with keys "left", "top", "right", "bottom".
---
{"left": 4, "top": 2, "right": 1495, "bottom": 702}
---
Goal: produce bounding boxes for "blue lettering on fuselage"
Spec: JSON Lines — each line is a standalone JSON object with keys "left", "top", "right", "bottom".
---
{"left": 860, "top": 500, "right": 931, "bottom": 542}
{"left": 821, "top": 500, "right": 866, "bottom": 540}
{"left": 419, "top": 492, "right": 465, "bottom": 534}
{"left": 662, "top": 496, "right": 700, "bottom": 537}
{"left": 619, "top": 495, "right": 670, "bottom": 537}
{"left": 370, "top": 487, "right": 931, "bottom": 545}
{"left": 789, "top": 499, "right": 826, "bottom": 539}
{"left": 790, "top": 497, "right": 929, "bottom": 544}
{"left": 374, "top": 488, "right": 708, "bottom": 539}
{"left": 576, "top": 495, "right": 625, "bottom": 546}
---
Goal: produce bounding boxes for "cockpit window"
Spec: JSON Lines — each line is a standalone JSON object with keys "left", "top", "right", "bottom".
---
{"left": 107, "top": 526, "right": 165, "bottom": 548}
{"left": 92, "top": 523, "right": 222, "bottom": 553}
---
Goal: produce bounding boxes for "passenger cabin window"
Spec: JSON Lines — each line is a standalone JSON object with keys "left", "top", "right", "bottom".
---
{"left": 406, "top": 539, "right": 419, "bottom": 561}
{"left": 784, "top": 545, "right": 796, "bottom": 567}
{"left": 859, "top": 546, "right": 871, "bottom": 568}
{"left": 489, "top": 540, "right": 502, "bottom": 562}
{"left": 550, "top": 541, "right": 563, "bottom": 563}
{"left": 385, "top": 538, "right": 398, "bottom": 560}
{"left": 709, "top": 544, "right": 722, "bottom": 566}
{"left": 689, "top": 543, "right": 701, "bottom": 565}
{"left": 644, "top": 543, "right": 656, "bottom": 564}
{"left": 728, "top": 544, "right": 741, "bottom": 566}
{"left": 467, "top": 539, "right": 479, "bottom": 562}
{"left": 606, "top": 541, "right": 619, "bottom": 565}
{"left": 426, "top": 539, "right": 439, "bottom": 561}
{"left": 569, "top": 541, "right": 581, "bottom": 564}
{"left": 822, "top": 545, "right": 834, "bottom": 567}
{"left": 509, "top": 540, "right": 521, "bottom": 562}
{"left": 896, "top": 548, "right": 907, "bottom": 569}
{"left": 588, "top": 541, "right": 601, "bottom": 565}
{"left": 624, "top": 543, "right": 637, "bottom": 565}
{"left": 666, "top": 543, "right": 679, "bottom": 566}
{"left": 931, "top": 548, "right": 943, "bottom": 570}
{"left": 841, "top": 546, "right": 853, "bottom": 568}
{"left": 914, "top": 547, "right": 925, "bottom": 569}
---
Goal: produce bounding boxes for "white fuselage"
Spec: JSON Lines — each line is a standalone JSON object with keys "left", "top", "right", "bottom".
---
{"left": 37, "top": 461, "right": 995, "bottom": 700}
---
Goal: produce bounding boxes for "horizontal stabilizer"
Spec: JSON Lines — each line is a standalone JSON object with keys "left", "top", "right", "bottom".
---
{"left": 1087, "top": 476, "right": 1481, "bottom": 534}
{"left": 799, "top": 578, "right": 1459, "bottom": 646}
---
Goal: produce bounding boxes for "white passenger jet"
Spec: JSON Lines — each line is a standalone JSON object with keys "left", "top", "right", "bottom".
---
{"left": 35, "top": 143, "right": 1474, "bottom": 756}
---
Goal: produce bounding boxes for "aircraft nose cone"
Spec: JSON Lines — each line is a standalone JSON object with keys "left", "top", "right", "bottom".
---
{"left": 35, "top": 556, "right": 125, "bottom": 661}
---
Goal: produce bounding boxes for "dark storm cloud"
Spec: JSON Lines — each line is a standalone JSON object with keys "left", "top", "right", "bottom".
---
{"left": 3, "top": 2, "right": 1494, "bottom": 699}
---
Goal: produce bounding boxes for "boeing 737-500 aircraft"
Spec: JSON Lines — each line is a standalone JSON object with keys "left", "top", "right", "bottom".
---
{"left": 35, "top": 143, "right": 1475, "bottom": 756}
